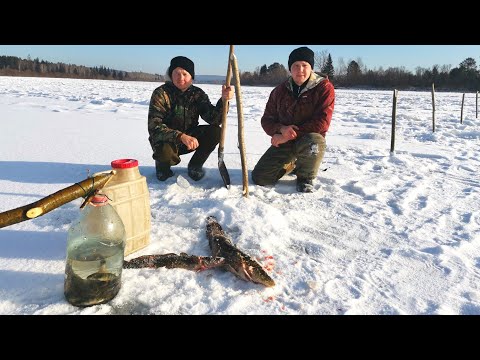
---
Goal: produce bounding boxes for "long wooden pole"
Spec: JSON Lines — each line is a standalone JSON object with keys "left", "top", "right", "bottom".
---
{"left": 461, "top": 93, "right": 465, "bottom": 124}
{"left": 432, "top": 83, "right": 436, "bottom": 132}
{"left": 218, "top": 45, "right": 234, "bottom": 189}
{"left": 0, "top": 172, "right": 114, "bottom": 229}
{"left": 390, "top": 89, "right": 398, "bottom": 153}
{"left": 476, "top": 91, "right": 478, "bottom": 119}
{"left": 230, "top": 52, "right": 249, "bottom": 198}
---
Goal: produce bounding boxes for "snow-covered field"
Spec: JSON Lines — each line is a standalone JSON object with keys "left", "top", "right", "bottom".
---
{"left": 1, "top": 76, "right": 479, "bottom": 314}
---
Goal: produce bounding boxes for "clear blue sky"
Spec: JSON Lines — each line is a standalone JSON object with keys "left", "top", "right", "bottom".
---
{"left": 1, "top": 45, "right": 479, "bottom": 76}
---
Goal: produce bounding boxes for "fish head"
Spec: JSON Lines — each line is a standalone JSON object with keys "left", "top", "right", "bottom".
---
{"left": 226, "top": 253, "right": 275, "bottom": 287}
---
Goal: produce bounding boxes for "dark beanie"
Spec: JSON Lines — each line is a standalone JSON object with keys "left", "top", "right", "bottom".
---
{"left": 288, "top": 46, "right": 314, "bottom": 70}
{"left": 168, "top": 56, "right": 195, "bottom": 79}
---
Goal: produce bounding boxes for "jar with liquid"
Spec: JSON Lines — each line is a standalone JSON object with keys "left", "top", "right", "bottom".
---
{"left": 64, "top": 194, "right": 126, "bottom": 307}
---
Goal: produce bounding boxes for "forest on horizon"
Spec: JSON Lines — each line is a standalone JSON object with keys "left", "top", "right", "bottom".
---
{"left": 1, "top": 52, "right": 479, "bottom": 91}
{"left": 240, "top": 51, "right": 480, "bottom": 91}
{"left": 0, "top": 55, "right": 164, "bottom": 82}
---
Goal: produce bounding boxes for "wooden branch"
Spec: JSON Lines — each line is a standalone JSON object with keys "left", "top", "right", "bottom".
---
{"left": 219, "top": 45, "right": 234, "bottom": 163}
{"left": 218, "top": 45, "right": 234, "bottom": 189}
{"left": 432, "top": 83, "right": 436, "bottom": 132}
{"left": 390, "top": 89, "right": 398, "bottom": 153}
{"left": 230, "top": 53, "right": 249, "bottom": 197}
{"left": 0, "top": 171, "right": 114, "bottom": 229}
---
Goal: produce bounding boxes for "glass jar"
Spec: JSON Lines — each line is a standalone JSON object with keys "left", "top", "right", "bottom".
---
{"left": 64, "top": 194, "right": 126, "bottom": 307}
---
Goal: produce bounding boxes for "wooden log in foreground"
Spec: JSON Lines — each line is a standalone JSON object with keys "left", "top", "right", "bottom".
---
{"left": 0, "top": 171, "right": 114, "bottom": 229}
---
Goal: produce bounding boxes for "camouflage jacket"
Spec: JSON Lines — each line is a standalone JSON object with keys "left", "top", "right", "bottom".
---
{"left": 261, "top": 72, "right": 335, "bottom": 138}
{"left": 148, "top": 81, "right": 224, "bottom": 145}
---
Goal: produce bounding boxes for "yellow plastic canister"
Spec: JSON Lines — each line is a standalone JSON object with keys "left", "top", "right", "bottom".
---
{"left": 100, "top": 159, "right": 151, "bottom": 256}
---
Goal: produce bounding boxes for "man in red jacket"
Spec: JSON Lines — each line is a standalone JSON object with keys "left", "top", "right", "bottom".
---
{"left": 251, "top": 46, "right": 335, "bottom": 193}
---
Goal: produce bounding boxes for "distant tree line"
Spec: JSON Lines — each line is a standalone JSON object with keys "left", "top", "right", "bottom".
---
{"left": 2, "top": 52, "right": 479, "bottom": 90}
{"left": 239, "top": 51, "right": 480, "bottom": 91}
{"left": 0, "top": 55, "right": 164, "bottom": 82}
{"left": 238, "top": 62, "right": 289, "bottom": 86}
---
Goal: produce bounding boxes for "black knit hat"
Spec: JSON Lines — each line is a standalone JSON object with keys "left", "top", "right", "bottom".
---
{"left": 288, "top": 46, "right": 314, "bottom": 70}
{"left": 168, "top": 56, "right": 195, "bottom": 79}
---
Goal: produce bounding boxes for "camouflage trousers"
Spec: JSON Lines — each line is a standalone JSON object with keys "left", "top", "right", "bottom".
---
{"left": 151, "top": 125, "right": 221, "bottom": 167}
{"left": 252, "top": 133, "right": 326, "bottom": 186}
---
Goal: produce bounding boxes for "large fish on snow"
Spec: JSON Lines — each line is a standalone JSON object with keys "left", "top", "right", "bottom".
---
{"left": 206, "top": 216, "right": 275, "bottom": 287}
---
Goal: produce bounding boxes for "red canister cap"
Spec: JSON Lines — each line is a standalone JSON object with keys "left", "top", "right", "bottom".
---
{"left": 111, "top": 159, "right": 139, "bottom": 169}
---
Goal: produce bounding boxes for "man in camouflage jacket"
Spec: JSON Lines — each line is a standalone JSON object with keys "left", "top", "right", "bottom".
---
{"left": 148, "top": 56, "right": 233, "bottom": 181}
{"left": 252, "top": 47, "right": 335, "bottom": 193}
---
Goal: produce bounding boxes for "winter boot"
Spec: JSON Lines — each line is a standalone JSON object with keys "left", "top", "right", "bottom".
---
{"left": 156, "top": 161, "right": 174, "bottom": 181}
{"left": 296, "top": 177, "right": 314, "bottom": 193}
{"left": 188, "top": 165, "right": 205, "bottom": 181}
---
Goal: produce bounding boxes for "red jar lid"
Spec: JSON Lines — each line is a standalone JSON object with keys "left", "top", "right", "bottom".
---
{"left": 111, "top": 159, "right": 139, "bottom": 169}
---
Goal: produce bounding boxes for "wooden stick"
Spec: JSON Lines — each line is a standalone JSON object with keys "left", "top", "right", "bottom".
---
{"left": 390, "top": 89, "right": 398, "bottom": 153}
{"left": 230, "top": 52, "right": 249, "bottom": 197}
{"left": 0, "top": 171, "right": 114, "bottom": 229}
{"left": 432, "top": 83, "right": 436, "bottom": 132}
{"left": 218, "top": 45, "right": 234, "bottom": 189}
{"left": 461, "top": 93, "right": 465, "bottom": 124}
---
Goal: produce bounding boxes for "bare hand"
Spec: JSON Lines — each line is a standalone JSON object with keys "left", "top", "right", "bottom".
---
{"left": 271, "top": 134, "right": 290, "bottom": 147}
{"left": 280, "top": 125, "right": 299, "bottom": 140}
{"left": 222, "top": 85, "right": 234, "bottom": 101}
{"left": 180, "top": 134, "right": 199, "bottom": 150}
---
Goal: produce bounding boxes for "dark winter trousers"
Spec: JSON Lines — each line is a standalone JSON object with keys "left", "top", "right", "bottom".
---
{"left": 152, "top": 125, "right": 221, "bottom": 168}
{"left": 252, "top": 133, "right": 326, "bottom": 186}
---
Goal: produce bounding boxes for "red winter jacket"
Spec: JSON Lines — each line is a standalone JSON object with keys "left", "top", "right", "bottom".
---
{"left": 261, "top": 72, "right": 335, "bottom": 138}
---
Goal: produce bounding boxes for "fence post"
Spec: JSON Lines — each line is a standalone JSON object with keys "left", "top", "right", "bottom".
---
{"left": 431, "top": 83, "right": 435, "bottom": 132}
{"left": 461, "top": 93, "right": 465, "bottom": 124}
{"left": 390, "top": 89, "right": 398, "bottom": 153}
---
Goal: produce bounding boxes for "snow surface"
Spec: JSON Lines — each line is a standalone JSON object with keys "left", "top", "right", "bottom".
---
{"left": 1, "top": 76, "right": 479, "bottom": 315}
